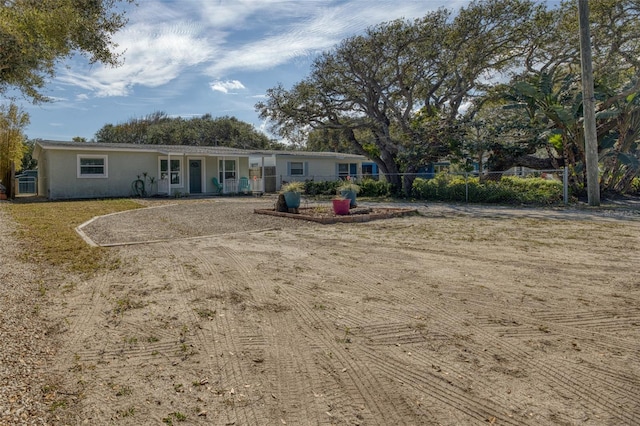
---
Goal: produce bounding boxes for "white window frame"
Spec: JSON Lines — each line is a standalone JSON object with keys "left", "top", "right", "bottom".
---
{"left": 159, "top": 157, "right": 184, "bottom": 188}
{"left": 337, "top": 163, "right": 350, "bottom": 179}
{"left": 289, "top": 161, "right": 305, "bottom": 176}
{"left": 77, "top": 154, "right": 108, "bottom": 178}
{"left": 219, "top": 159, "right": 237, "bottom": 181}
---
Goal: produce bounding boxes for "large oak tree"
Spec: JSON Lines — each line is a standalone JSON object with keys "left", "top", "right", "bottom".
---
{"left": 0, "top": 0, "right": 133, "bottom": 195}
{"left": 256, "top": 0, "right": 546, "bottom": 194}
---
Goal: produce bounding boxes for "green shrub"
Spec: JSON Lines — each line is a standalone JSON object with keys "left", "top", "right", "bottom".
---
{"left": 304, "top": 180, "right": 340, "bottom": 196}
{"left": 412, "top": 174, "right": 563, "bottom": 205}
{"left": 281, "top": 181, "right": 305, "bottom": 193}
{"left": 359, "top": 178, "right": 391, "bottom": 197}
{"left": 631, "top": 177, "right": 640, "bottom": 194}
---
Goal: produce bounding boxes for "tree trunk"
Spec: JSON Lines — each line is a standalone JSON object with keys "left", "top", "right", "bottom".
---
{"left": 489, "top": 152, "right": 563, "bottom": 173}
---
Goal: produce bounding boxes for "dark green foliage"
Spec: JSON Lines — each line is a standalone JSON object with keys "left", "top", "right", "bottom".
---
{"left": 630, "top": 177, "right": 640, "bottom": 195}
{"left": 95, "top": 113, "right": 278, "bottom": 149}
{"left": 0, "top": 0, "right": 133, "bottom": 103}
{"left": 303, "top": 180, "right": 340, "bottom": 196}
{"left": 302, "top": 178, "right": 391, "bottom": 198}
{"left": 412, "top": 175, "right": 563, "bottom": 205}
{"left": 358, "top": 178, "right": 391, "bottom": 197}
{"left": 257, "top": 0, "right": 544, "bottom": 195}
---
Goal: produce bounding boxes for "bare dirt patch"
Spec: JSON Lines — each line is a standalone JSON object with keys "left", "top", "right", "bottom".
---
{"left": 7, "top": 197, "right": 640, "bottom": 425}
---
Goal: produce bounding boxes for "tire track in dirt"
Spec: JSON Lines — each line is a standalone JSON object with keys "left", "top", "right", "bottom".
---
{"left": 240, "top": 235, "right": 422, "bottom": 423}
{"left": 66, "top": 244, "right": 219, "bottom": 377}
{"left": 295, "top": 267, "right": 530, "bottom": 424}
{"left": 359, "top": 345, "right": 527, "bottom": 425}
{"left": 390, "top": 284, "right": 640, "bottom": 424}
{"left": 208, "top": 243, "right": 336, "bottom": 425}
{"left": 472, "top": 308, "right": 640, "bottom": 353}
{"left": 163, "top": 242, "right": 264, "bottom": 426}
{"left": 309, "top": 243, "right": 640, "bottom": 425}
{"left": 54, "top": 261, "right": 136, "bottom": 372}
{"left": 467, "top": 308, "right": 640, "bottom": 419}
{"left": 282, "top": 289, "right": 421, "bottom": 425}
{"left": 571, "top": 362, "right": 640, "bottom": 414}
{"left": 530, "top": 308, "right": 640, "bottom": 334}
{"left": 352, "top": 321, "right": 531, "bottom": 424}
{"left": 58, "top": 274, "right": 112, "bottom": 345}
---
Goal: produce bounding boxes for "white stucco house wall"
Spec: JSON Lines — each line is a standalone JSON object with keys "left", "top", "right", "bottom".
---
{"left": 249, "top": 151, "right": 368, "bottom": 192}
{"left": 33, "top": 141, "right": 371, "bottom": 199}
{"left": 34, "top": 141, "right": 255, "bottom": 199}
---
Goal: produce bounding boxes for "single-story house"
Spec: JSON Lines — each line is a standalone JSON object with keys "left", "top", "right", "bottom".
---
{"left": 33, "top": 141, "right": 371, "bottom": 200}
{"left": 249, "top": 151, "right": 370, "bottom": 192}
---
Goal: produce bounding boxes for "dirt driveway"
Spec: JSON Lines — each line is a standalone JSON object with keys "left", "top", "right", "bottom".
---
{"left": 42, "top": 198, "right": 640, "bottom": 424}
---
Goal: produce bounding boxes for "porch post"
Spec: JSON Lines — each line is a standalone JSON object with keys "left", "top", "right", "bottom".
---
{"left": 221, "top": 156, "right": 225, "bottom": 194}
{"left": 261, "top": 156, "right": 266, "bottom": 192}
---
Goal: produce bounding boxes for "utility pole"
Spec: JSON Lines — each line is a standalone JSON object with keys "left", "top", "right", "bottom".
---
{"left": 578, "top": 0, "right": 600, "bottom": 206}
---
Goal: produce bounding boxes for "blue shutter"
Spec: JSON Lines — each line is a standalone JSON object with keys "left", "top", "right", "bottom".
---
{"left": 304, "top": 162, "right": 309, "bottom": 177}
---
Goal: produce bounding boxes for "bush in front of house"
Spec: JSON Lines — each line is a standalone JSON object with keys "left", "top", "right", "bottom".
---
{"left": 358, "top": 178, "right": 391, "bottom": 197}
{"left": 304, "top": 178, "right": 391, "bottom": 197}
{"left": 412, "top": 174, "right": 563, "bottom": 205}
{"left": 304, "top": 180, "right": 340, "bottom": 196}
{"left": 498, "top": 176, "right": 563, "bottom": 204}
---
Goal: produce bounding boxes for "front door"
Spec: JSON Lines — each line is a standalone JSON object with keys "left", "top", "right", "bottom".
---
{"left": 189, "top": 160, "right": 202, "bottom": 193}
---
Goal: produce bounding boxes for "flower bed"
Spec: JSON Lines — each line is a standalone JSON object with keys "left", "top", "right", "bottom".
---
{"left": 254, "top": 206, "right": 417, "bottom": 224}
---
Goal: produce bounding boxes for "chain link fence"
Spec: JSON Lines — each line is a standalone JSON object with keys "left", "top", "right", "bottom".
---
{"left": 275, "top": 167, "right": 569, "bottom": 206}
{"left": 410, "top": 168, "right": 569, "bottom": 205}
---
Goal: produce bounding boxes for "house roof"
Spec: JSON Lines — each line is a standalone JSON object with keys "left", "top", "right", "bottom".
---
{"left": 33, "top": 140, "right": 368, "bottom": 161}
{"left": 253, "top": 150, "right": 366, "bottom": 160}
{"left": 34, "top": 140, "right": 253, "bottom": 158}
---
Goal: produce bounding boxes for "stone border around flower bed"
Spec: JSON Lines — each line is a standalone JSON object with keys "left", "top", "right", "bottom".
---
{"left": 254, "top": 207, "right": 418, "bottom": 224}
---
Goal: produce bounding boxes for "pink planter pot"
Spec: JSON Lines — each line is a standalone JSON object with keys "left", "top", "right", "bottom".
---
{"left": 332, "top": 198, "right": 350, "bottom": 215}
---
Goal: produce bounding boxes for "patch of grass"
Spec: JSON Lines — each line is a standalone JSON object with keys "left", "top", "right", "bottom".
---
{"left": 123, "top": 336, "right": 139, "bottom": 346}
{"left": 194, "top": 307, "right": 216, "bottom": 318}
{"left": 6, "top": 199, "right": 142, "bottom": 276}
{"left": 163, "top": 411, "right": 187, "bottom": 424}
{"left": 114, "top": 384, "right": 133, "bottom": 397}
{"left": 117, "top": 406, "right": 136, "bottom": 418}
{"left": 113, "top": 297, "right": 144, "bottom": 314}
{"left": 50, "top": 399, "right": 68, "bottom": 411}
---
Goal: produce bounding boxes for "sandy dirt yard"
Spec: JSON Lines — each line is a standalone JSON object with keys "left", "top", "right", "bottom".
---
{"left": 5, "top": 197, "right": 640, "bottom": 425}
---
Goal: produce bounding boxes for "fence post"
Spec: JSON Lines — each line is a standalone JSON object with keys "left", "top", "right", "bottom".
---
{"left": 465, "top": 172, "right": 469, "bottom": 203}
{"left": 563, "top": 166, "right": 569, "bottom": 205}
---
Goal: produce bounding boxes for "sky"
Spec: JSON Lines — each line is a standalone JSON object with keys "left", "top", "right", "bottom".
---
{"left": 17, "top": 0, "right": 555, "bottom": 142}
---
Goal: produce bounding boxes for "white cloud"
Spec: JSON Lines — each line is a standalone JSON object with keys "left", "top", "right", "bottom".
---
{"left": 57, "top": 1, "right": 218, "bottom": 97}
{"left": 54, "top": 0, "right": 459, "bottom": 97}
{"left": 210, "top": 80, "right": 246, "bottom": 94}
{"left": 204, "top": 0, "right": 437, "bottom": 77}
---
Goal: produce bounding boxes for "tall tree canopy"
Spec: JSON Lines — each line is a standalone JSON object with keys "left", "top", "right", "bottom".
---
{"left": 94, "top": 112, "right": 282, "bottom": 150}
{"left": 477, "top": 0, "right": 640, "bottom": 193}
{"left": 0, "top": 0, "right": 133, "bottom": 103}
{"left": 0, "top": 103, "right": 28, "bottom": 193}
{"left": 258, "top": 0, "right": 640, "bottom": 195}
{"left": 256, "top": 0, "right": 547, "bottom": 194}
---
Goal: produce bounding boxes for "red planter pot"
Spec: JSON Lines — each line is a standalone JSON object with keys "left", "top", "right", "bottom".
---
{"left": 332, "top": 198, "right": 350, "bottom": 215}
